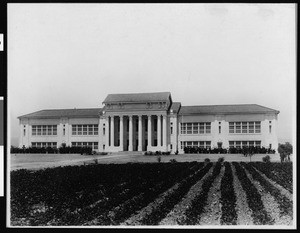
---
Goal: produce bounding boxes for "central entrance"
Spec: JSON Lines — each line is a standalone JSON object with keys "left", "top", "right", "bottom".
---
{"left": 105, "top": 113, "right": 168, "bottom": 152}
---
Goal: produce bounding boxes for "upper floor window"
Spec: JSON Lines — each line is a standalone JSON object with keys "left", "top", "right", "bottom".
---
{"left": 229, "top": 121, "right": 261, "bottom": 134}
{"left": 72, "top": 124, "right": 98, "bottom": 136}
{"left": 32, "top": 125, "right": 57, "bottom": 136}
{"left": 269, "top": 121, "right": 272, "bottom": 133}
{"left": 180, "top": 122, "right": 211, "bottom": 135}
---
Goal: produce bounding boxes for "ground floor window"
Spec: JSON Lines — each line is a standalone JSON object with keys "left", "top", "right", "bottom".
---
{"left": 229, "top": 140, "right": 261, "bottom": 148}
{"left": 71, "top": 142, "right": 98, "bottom": 150}
{"left": 180, "top": 141, "right": 211, "bottom": 149}
{"left": 32, "top": 142, "right": 57, "bottom": 148}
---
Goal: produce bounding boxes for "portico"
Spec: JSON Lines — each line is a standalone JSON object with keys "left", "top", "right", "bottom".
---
{"left": 101, "top": 92, "right": 172, "bottom": 152}
{"left": 105, "top": 113, "right": 168, "bottom": 152}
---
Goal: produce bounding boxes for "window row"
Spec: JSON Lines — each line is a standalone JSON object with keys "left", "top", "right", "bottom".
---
{"left": 32, "top": 125, "right": 57, "bottom": 136}
{"left": 72, "top": 124, "right": 99, "bottom": 136}
{"left": 181, "top": 122, "right": 211, "bottom": 135}
{"left": 71, "top": 142, "right": 98, "bottom": 150}
{"left": 32, "top": 142, "right": 57, "bottom": 148}
{"left": 180, "top": 141, "right": 211, "bottom": 149}
{"left": 229, "top": 141, "right": 261, "bottom": 148}
{"left": 229, "top": 121, "right": 261, "bottom": 134}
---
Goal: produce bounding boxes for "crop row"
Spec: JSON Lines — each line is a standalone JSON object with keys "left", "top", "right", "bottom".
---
{"left": 11, "top": 162, "right": 202, "bottom": 225}
{"left": 241, "top": 163, "right": 293, "bottom": 218}
{"left": 232, "top": 162, "right": 274, "bottom": 225}
{"left": 11, "top": 162, "right": 293, "bottom": 226}
{"left": 251, "top": 162, "right": 293, "bottom": 193}
{"left": 220, "top": 162, "right": 238, "bottom": 225}
{"left": 137, "top": 163, "right": 214, "bottom": 225}
{"left": 183, "top": 162, "right": 222, "bottom": 225}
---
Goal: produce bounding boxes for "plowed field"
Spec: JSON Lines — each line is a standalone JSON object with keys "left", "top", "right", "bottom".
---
{"left": 10, "top": 162, "right": 293, "bottom": 226}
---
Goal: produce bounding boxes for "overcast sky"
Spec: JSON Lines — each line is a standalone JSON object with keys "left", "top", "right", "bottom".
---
{"left": 8, "top": 3, "right": 296, "bottom": 146}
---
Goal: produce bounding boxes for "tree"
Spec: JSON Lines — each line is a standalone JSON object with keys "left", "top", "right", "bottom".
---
{"left": 278, "top": 142, "right": 293, "bottom": 162}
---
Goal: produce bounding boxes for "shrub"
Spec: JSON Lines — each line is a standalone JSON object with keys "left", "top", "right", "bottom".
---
{"left": 157, "top": 156, "right": 162, "bottom": 163}
{"left": 262, "top": 155, "right": 271, "bottom": 163}
{"left": 169, "top": 159, "right": 177, "bottom": 163}
{"left": 175, "top": 150, "right": 179, "bottom": 155}
{"left": 204, "top": 158, "right": 211, "bottom": 163}
{"left": 218, "top": 157, "right": 225, "bottom": 163}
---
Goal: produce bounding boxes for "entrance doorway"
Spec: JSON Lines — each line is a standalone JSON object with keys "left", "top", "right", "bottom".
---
{"left": 217, "top": 142, "right": 223, "bottom": 149}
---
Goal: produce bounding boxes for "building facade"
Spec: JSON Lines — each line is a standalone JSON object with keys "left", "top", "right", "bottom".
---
{"left": 18, "top": 92, "right": 280, "bottom": 153}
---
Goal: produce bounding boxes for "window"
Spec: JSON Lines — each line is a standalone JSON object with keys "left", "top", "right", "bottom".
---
{"left": 32, "top": 125, "right": 57, "bottom": 136}
{"left": 180, "top": 141, "right": 211, "bottom": 149}
{"left": 32, "top": 142, "right": 57, "bottom": 148}
{"left": 229, "top": 141, "right": 261, "bottom": 148}
{"left": 170, "top": 144, "right": 172, "bottom": 150}
{"left": 180, "top": 122, "right": 211, "bottom": 135}
{"left": 229, "top": 121, "right": 261, "bottom": 134}
{"left": 219, "top": 122, "right": 221, "bottom": 134}
{"left": 71, "top": 142, "right": 98, "bottom": 150}
{"left": 23, "top": 128, "right": 26, "bottom": 136}
{"left": 72, "top": 124, "right": 98, "bottom": 136}
{"left": 170, "top": 126, "right": 173, "bottom": 134}
{"left": 269, "top": 125, "right": 272, "bottom": 133}
{"left": 103, "top": 124, "right": 106, "bottom": 135}
{"left": 63, "top": 128, "right": 65, "bottom": 136}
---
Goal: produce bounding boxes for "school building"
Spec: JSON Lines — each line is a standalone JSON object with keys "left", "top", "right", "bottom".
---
{"left": 18, "top": 92, "right": 280, "bottom": 153}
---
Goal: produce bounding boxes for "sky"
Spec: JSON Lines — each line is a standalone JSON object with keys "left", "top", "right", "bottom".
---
{"left": 7, "top": 3, "right": 296, "bottom": 146}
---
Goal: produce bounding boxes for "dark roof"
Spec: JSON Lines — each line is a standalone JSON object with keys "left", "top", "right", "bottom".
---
{"left": 103, "top": 92, "right": 171, "bottom": 103}
{"left": 170, "top": 102, "right": 181, "bottom": 113}
{"left": 179, "top": 104, "right": 279, "bottom": 115}
{"left": 18, "top": 108, "right": 102, "bottom": 119}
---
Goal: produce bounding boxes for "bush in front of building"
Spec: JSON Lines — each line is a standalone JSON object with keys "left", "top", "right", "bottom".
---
{"left": 10, "top": 145, "right": 94, "bottom": 155}
{"left": 183, "top": 146, "right": 275, "bottom": 155}
{"left": 262, "top": 155, "right": 271, "bottom": 163}
{"left": 144, "top": 151, "right": 171, "bottom": 156}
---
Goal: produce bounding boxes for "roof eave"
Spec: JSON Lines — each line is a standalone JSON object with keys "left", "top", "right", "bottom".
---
{"left": 179, "top": 111, "right": 280, "bottom": 116}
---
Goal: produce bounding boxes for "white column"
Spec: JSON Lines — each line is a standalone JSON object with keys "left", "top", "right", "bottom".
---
{"left": 163, "top": 115, "right": 167, "bottom": 150}
{"left": 105, "top": 116, "right": 109, "bottom": 149}
{"left": 157, "top": 115, "right": 161, "bottom": 147}
{"left": 147, "top": 115, "right": 152, "bottom": 150}
{"left": 138, "top": 115, "right": 142, "bottom": 151}
{"left": 110, "top": 116, "right": 114, "bottom": 147}
{"left": 120, "top": 116, "right": 123, "bottom": 151}
{"left": 128, "top": 115, "right": 133, "bottom": 151}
